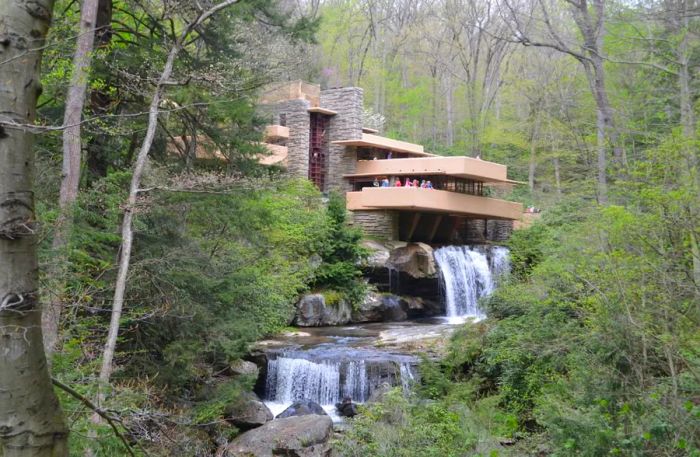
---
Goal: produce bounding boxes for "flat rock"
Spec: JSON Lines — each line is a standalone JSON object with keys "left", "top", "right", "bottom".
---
{"left": 218, "top": 414, "right": 333, "bottom": 457}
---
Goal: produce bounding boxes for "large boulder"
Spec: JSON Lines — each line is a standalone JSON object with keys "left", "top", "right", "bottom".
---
{"left": 218, "top": 414, "right": 333, "bottom": 457}
{"left": 351, "top": 292, "right": 408, "bottom": 323}
{"left": 361, "top": 240, "right": 396, "bottom": 268}
{"left": 276, "top": 400, "right": 328, "bottom": 419}
{"left": 295, "top": 293, "right": 352, "bottom": 327}
{"left": 229, "top": 360, "right": 259, "bottom": 378}
{"left": 223, "top": 392, "right": 273, "bottom": 430}
{"left": 388, "top": 242, "right": 436, "bottom": 279}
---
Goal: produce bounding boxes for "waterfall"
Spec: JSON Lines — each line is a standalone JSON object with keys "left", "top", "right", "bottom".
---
{"left": 434, "top": 245, "right": 509, "bottom": 321}
{"left": 264, "top": 349, "right": 417, "bottom": 407}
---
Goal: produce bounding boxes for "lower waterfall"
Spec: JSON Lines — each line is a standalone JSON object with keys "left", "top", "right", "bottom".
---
{"left": 434, "top": 245, "right": 510, "bottom": 322}
{"left": 263, "top": 347, "right": 417, "bottom": 419}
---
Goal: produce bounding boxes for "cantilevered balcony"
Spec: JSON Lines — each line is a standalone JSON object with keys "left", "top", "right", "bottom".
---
{"left": 346, "top": 156, "right": 516, "bottom": 183}
{"left": 264, "top": 125, "right": 289, "bottom": 141}
{"left": 332, "top": 134, "right": 435, "bottom": 157}
{"left": 346, "top": 187, "right": 523, "bottom": 220}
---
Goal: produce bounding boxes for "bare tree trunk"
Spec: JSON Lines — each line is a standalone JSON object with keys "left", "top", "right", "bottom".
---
{"left": 96, "top": 0, "right": 240, "bottom": 392}
{"left": 588, "top": 56, "right": 616, "bottom": 204}
{"left": 528, "top": 111, "right": 540, "bottom": 191}
{"left": 675, "top": 15, "right": 700, "bottom": 290}
{"left": 0, "top": 1, "right": 69, "bottom": 455}
{"left": 444, "top": 74, "right": 454, "bottom": 147}
{"left": 553, "top": 157, "right": 562, "bottom": 195}
{"left": 43, "top": 0, "right": 101, "bottom": 354}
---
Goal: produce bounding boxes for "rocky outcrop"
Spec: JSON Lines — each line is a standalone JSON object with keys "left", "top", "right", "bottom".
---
{"left": 388, "top": 242, "right": 436, "bottom": 278}
{"left": 223, "top": 392, "right": 273, "bottom": 430}
{"left": 276, "top": 400, "right": 328, "bottom": 419}
{"left": 335, "top": 400, "right": 358, "bottom": 418}
{"left": 352, "top": 292, "right": 406, "bottom": 322}
{"left": 218, "top": 415, "right": 333, "bottom": 457}
{"left": 295, "top": 293, "right": 351, "bottom": 327}
{"left": 229, "top": 360, "right": 259, "bottom": 378}
{"left": 295, "top": 291, "right": 443, "bottom": 326}
{"left": 362, "top": 240, "right": 437, "bottom": 279}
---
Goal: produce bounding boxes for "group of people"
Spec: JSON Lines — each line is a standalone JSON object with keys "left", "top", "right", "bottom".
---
{"left": 373, "top": 177, "right": 434, "bottom": 189}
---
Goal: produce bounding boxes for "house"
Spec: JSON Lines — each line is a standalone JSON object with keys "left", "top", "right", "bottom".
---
{"left": 259, "top": 81, "right": 523, "bottom": 243}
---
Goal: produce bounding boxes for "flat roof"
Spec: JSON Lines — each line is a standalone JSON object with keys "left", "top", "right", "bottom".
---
{"left": 308, "top": 107, "right": 338, "bottom": 115}
{"left": 332, "top": 133, "right": 435, "bottom": 157}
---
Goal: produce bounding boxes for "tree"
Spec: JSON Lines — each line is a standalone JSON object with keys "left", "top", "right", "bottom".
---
{"left": 0, "top": 0, "right": 69, "bottom": 456}
{"left": 97, "top": 0, "right": 242, "bottom": 392}
{"left": 44, "top": 0, "right": 101, "bottom": 354}
{"left": 502, "top": 0, "right": 622, "bottom": 203}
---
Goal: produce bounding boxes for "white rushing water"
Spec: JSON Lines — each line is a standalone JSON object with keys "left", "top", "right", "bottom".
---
{"left": 434, "top": 245, "right": 509, "bottom": 323}
{"left": 263, "top": 350, "right": 417, "bottom": 421}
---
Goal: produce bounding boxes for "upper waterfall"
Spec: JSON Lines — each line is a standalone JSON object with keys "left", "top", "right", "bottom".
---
{"left": 434, "top": 245, "right": 510, "bottom": 322}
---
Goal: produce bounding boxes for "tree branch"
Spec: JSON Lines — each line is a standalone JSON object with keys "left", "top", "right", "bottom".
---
{"left": 51, "top": 378, "right": 141, "bottom": 457}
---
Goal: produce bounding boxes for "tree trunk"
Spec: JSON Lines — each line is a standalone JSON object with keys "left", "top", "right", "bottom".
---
{"left": 43, "top": 0, "right": 101, "bottom": 354}
{"left": 586, "top": 53, "right": 615, "bottom": 204}
{"left": 444, "top": 74, "right": 454, "bottom": 147}
{"left": 96, "top": 0, "right": 240, "bottom": 391}
{"left": 675, "top": 12, "right": 700, "bottom": 290}
{"left": 528, "top": 111, "right": 540, "bottom": 192}
{"left": 0, "top": 1, "right": 69, "bottom": 455}
{"left": 85, "top": 0, "right": 113, "bottom": 181}
{"left": 553, "top": 157, "right": 562, "bottom": 196}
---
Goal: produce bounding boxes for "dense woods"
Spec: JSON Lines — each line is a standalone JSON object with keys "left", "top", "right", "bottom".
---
{"left": 0, "top": 0, "right": 698, "bottom": 455}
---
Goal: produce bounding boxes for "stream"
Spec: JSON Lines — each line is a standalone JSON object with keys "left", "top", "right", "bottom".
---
{"left": 255, "top": 245, "right": 509, "bottom": 422}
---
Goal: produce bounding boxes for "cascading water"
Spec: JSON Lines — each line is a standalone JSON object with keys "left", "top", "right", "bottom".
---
{"left": 263, "top": 347, "right": 417, "bottom": 419}
{"left": 434, "top": 245, "right": 509, "bottom": 322}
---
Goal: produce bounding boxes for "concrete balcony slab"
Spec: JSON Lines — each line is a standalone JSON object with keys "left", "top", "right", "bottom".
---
{"left": 346, "top": 187, "right": 523, "bottom": 220}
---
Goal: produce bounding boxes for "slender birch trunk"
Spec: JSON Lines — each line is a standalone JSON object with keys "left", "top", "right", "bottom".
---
{"left": 43, "top": 0, "right": 101, "bottom": 354}
{"left": 528, "top": 111, "right": 540, "bottom": 192}
{"left": 0, "top": 0, "right": 69, "bottom": 455}
{"left": 97, "top": 0, "right": 240, "bottom": 391}
{"left": 553, "top": 157, "right": 562, "bottom": 196}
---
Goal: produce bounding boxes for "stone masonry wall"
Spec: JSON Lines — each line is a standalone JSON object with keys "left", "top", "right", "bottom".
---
{"left": 351, "top": 210, "right": 398, "bottom": 240}
{"left": 486, "top": 220, "right": 514, "bottom": 242}
{"left": 259, "top": 99, "right": 310, "bottom": 179}
{"left": 456, "top": 218, "right": 514, "bottom": 244}
{"left": 320, "top": 88, "right": 364, "bottom": 193}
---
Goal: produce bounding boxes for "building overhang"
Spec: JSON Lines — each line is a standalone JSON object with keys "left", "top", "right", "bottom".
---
{"left": 332, "top": 133, "right": 435, "bottom": 157}
{"left": 346, "top": 187, "right": 523, "bottom": 220}
{"left": 344, "top": 156, "right": 515, "bottom": 183}
{"left": 308, "top": 107, "right": 338, "bottom": 115}
{"left": 258, "top": 143, "right": 288, "bottom": 165}
{"left": 264, "top": 125, "right": 289, "bottom": 141}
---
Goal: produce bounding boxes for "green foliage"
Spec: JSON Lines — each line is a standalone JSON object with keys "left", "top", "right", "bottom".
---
{"left": 336, "top": 389, "right": 481, "bottom": 457}
{"left": 312, "top": 192, "right": 368, "bottom": 305}
{"left": 117, "top": 178, "right": 328, "bottom": 390}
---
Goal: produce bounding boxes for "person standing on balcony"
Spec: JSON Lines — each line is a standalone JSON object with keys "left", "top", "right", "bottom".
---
{"left": 426, "top": 181, "right": 434, "bottom": 189}
{"left": 395, "top": 178, "right": 403, "bottom": 187}
{"left": 405, "top": 179, "right": 412, "bottom": 188}
{"left": 387, "top": 151, "right": 393, "bottom": 159}
{"left": 413, "top": 178, "right": 419, "bottom": 187}
{"left": 381, "top": 178, "right": 390, "bottom": 187}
